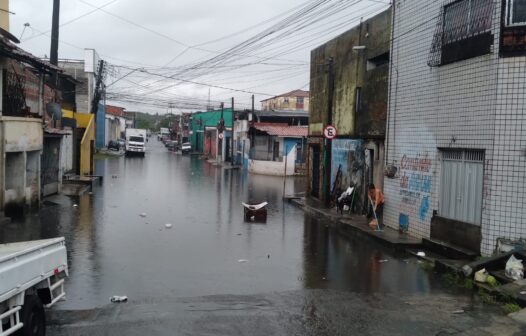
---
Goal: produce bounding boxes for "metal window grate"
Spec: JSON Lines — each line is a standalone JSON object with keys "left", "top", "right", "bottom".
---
{"left": 428, "top": 0, "right": 494, "bottom": 67}
{"left": 442, "top": 150, "right": 484, "bottom": 162}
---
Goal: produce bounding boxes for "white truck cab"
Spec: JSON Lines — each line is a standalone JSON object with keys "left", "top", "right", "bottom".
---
{"left": 125, "top": 128, "right": 147, "bottom": 157}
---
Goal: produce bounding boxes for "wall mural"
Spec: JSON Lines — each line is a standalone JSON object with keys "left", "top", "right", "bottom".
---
{"left": 398, "top": 152, "right": 433, "bottom": 232}
{"left": 331, "top": 139, "right": 365, "bottom": 212}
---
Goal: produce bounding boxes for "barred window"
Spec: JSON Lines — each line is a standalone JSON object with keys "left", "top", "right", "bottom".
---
{"left": 506, "top": 0, "right": 526, "bottom": 26}
{"left": 443, "top": 0, "right": 493, "bottom": 44}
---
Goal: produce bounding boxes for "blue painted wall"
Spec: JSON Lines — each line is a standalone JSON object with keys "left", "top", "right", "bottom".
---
{"left": 95, "top": 103, "right": 105, "bottom": 149}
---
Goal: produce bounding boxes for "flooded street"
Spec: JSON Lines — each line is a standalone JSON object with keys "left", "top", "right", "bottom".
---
{"left": 1, "top": 139, "right": 523, "bottom": 335}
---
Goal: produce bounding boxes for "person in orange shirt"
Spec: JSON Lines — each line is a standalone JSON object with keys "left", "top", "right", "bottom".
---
{"left": 368, "top": 183, "right": 384, "bottom": 227}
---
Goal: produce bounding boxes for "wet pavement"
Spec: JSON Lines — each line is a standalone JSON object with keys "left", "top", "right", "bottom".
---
{"left": 1, "top": 138, "right": 524, "bottom": 335}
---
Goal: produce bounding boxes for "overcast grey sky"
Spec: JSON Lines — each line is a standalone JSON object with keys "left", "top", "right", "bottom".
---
{"left": 11, "top": 0, "right": 389, "bottom": 114}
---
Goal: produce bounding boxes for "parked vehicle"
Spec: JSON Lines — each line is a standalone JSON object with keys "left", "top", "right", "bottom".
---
{"left": 117, "top": 138, "right": 125, "bottom": 148}
{"left": 0, "top": 237, "right": 68, "bottom": 336}
{"left": 166, "top": 140, "right": 178, "bottom": 151}
{"left": 125, "top": 128, "right": 147, "bottom": 157}
{"left": 108, "top": 140, "right": 120, "bottom": 151}
{"left": 159, "top": 128, "right": 170, "bottom": 142}
{"left": 181, "top": 142, "right": 191, "bottom": 154}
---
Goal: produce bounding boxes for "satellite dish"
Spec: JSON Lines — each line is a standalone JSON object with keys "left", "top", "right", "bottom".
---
{"left": 46, "top": 103, "right": 62, "bottom": 120}
{"left": 0, "top": 27, "right": 20, "bottom": 44}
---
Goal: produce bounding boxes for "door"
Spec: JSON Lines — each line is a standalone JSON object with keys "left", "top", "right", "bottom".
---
{"left": 440, "top": 150, "right": 484, "bottom": 224}
{"left": 310, "top": 145, "right": 321, "bottom": 198}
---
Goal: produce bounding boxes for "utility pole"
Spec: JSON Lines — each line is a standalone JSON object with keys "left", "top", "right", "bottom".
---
{"left": 324, "top": 58, "right": 334, "bottom": 207}
{"left": 50, "top": 0, "right": 60, "bottom": 86}
{"left": 231, "top": 97, "right": 234, "bottom": 164}
{"left": 219, "top": 102, "right": 224, "bottom": 159}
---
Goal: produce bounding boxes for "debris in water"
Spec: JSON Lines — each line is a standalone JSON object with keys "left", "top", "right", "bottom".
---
{"left": 140, "top": 213, "right": 147, "bottom": 217}
{"left": 416, "top": 251, "right": 426, "bottom": 257}
{"left": 250, "top": 216, "right": 255, "bottom": 221}
{"left": 378, "top": 259, "right": 389, "bottom": 263}
{"left": 520, "top": 291, "right": 526, "bottom": 295}
{"left": 165, "top": 223, "right": 173, "bottom": 229}
{"left": 452, "top": 309, "right": 464, "bottom": 314}
{"left": 73, "top": 204, "right": 78, "bottom": 207}
{"left": 110, "top": 296, "right": 128, "bottom": 303}
{"left": 238, "top": 259, "right": 248, "bottom": 263}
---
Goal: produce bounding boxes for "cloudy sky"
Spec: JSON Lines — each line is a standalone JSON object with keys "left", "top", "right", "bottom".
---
{"left": 10, "top": 0, "right": 389, "bottom": 114}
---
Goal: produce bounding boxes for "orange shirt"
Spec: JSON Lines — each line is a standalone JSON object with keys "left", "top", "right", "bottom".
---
{"left": 369, "top": 189, "right": 384, "bottom": 206}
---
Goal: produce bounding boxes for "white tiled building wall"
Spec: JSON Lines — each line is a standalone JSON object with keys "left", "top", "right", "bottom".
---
{"left": 384, "top": 0, "right": 526, "bottom": 255}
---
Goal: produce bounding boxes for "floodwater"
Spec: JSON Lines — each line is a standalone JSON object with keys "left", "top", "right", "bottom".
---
{"left": 1, "top": 139, "right": 456, "bottom": 309}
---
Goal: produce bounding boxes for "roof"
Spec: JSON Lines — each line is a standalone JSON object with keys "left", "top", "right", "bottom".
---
{"left": 0, "top": 37, "right": 61, "bottom": 73}
{"left": 252, "top": 123, "right": 308, "bottom": 137}
{"left": 254, "top": 109, "right": 309, "bottom": 118}
{"left": 260, "top": 90, "right": 309, "bottom": 102}
{"left": 105, "top": 104, "right": 125, "bottom": 117}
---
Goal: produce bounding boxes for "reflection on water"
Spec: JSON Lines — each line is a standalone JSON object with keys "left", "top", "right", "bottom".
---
{"left": 1, "top": 140, "right": 441, "bottom": 309}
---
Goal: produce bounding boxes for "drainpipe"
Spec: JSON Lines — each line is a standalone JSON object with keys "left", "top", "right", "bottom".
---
{"left": 323, "top": 58, "right": 334, "bottom": 207}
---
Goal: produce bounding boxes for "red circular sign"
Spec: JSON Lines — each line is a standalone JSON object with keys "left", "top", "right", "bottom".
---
{"left": 323, "top": 125, "right": 337, "bottom": 139}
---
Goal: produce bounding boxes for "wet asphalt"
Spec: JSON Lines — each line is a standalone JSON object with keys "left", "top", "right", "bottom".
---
{"left": 1, "top": 138, "right": 524, "bottom": 335}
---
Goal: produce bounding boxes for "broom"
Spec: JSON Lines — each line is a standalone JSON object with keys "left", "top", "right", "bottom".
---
{"left": 368, "top": 195, "right": 382, "bottom": 232}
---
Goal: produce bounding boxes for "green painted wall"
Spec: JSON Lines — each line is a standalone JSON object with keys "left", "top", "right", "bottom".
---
{"left": 189, "top": 108, "right": 233, "bottom": 152}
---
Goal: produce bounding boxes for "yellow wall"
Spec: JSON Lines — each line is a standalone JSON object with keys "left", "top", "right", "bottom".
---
{"left": 63, "top": 110, "right": 95, "bottom": 176}
{"left": 0, "top": 0, "right": 9, "bottom": 32}
{"left": 78, "top": 113, "right": 94, "bottom": 176}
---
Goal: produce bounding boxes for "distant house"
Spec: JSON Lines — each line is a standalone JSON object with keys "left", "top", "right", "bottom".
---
{"left": 248, "top": 123, "right": 308, "bottom": 176}
{"left": 105, "top": 104, "right": 126, "bottom": 144}
{"left": 261, "top": 90, "right": 309, "bottom": 112}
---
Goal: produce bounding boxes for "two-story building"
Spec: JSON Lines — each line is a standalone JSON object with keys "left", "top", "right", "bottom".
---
{"left": 384, "top": 0, "right": 526, "bottom": 256}
{"left": 307, "top": 9, "right": 391, "bottom": 212}
{"left": 261, "top": 90, "right": 310, "bottom": 112}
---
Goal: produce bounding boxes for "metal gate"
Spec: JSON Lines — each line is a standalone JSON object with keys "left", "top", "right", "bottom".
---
{"left": 440, "top": 150, "right": 484, "bottom": 225}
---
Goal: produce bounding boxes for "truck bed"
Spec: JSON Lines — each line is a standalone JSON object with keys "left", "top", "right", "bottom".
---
{"left": 0, "top": 238, "right": 68, "bottom": 303}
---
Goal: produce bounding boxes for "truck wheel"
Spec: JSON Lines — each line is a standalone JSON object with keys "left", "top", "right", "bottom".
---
{"left": 17, "top": 295, "right": 45, "bottom": 336}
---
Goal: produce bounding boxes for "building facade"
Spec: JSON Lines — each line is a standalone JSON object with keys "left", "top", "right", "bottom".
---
{"left": 384, "top": 0, "right": 526, "bottom": 255}
{"left": 307, "top": 9, "right": 391, "bottom": 212}
{"left": 261, "top": 90, "right": 310, "bottom": 111}
{"left": 189, "top": 108, "right": 233, "bottom": 159}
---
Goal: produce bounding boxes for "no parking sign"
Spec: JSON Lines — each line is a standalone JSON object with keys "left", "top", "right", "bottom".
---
{"left": 323, "top": 125, "right": 337, "bottom": 140}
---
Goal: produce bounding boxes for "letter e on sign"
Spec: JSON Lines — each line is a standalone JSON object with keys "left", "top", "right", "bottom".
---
{"left": 323, "top": 125, "right": 337, "bottom": 140}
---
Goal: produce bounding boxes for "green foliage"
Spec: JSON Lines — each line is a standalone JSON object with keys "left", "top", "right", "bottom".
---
{"left": 502, "top": 303, "right": 521, "bottom": 314}
{"left": 418, "top": 260, "right": 434, "bottom": 272}
{"left": 443, "top": 271, "right": 474, "bottom": 290}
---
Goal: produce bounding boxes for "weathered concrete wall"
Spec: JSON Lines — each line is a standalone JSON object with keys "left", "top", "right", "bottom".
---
{"left": 309, "top": 9, "right": 391, "bottom": 137}
{"left": 59, "top": 61, "right": 91, "bottom": 113}
{"left": 3, "top": 117, "right": 43, "bottom": 152}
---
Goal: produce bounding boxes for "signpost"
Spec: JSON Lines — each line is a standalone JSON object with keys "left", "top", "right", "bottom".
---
{"left": 218, "top": 133, "right": 224, "bottom": 140}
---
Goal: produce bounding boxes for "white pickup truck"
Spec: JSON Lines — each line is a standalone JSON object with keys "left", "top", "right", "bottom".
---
{"left": 0, "top": 238, "right": 68, "bottom": 336}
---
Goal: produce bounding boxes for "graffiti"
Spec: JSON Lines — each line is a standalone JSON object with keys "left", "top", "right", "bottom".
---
{"left": 399, "top": 152, "right": 433, "bottom": 230}
{"left": 331, "top": 139, "right": 365, "bottom": 211}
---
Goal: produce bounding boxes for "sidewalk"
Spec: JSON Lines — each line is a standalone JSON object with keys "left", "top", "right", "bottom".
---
{"left": 289, "top": 197, "right": 422, "bottom": 250}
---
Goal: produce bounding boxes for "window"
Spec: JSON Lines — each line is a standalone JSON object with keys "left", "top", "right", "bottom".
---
{"left": 284, "top": 97, "right": 289, "bottom": 103}
{"left": 297, "top": 97, "right": 304, "bottom": 104}
{"left": 366, "top": 52, "right": 390, "bottom": 71}
{"left": 429, "top": 0, "right": 494, "bottom": 66}
{"left": 443, "top": 0, "right": 493, "bottom": 44}
{"left": 354, "top": 87, "right": 362, "bottom": 114}
{"left": 296, "top": 96, "right": 304, "bottom": 109}
{"left": 506, "top": 0, "right": 526, "bottom": 26}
